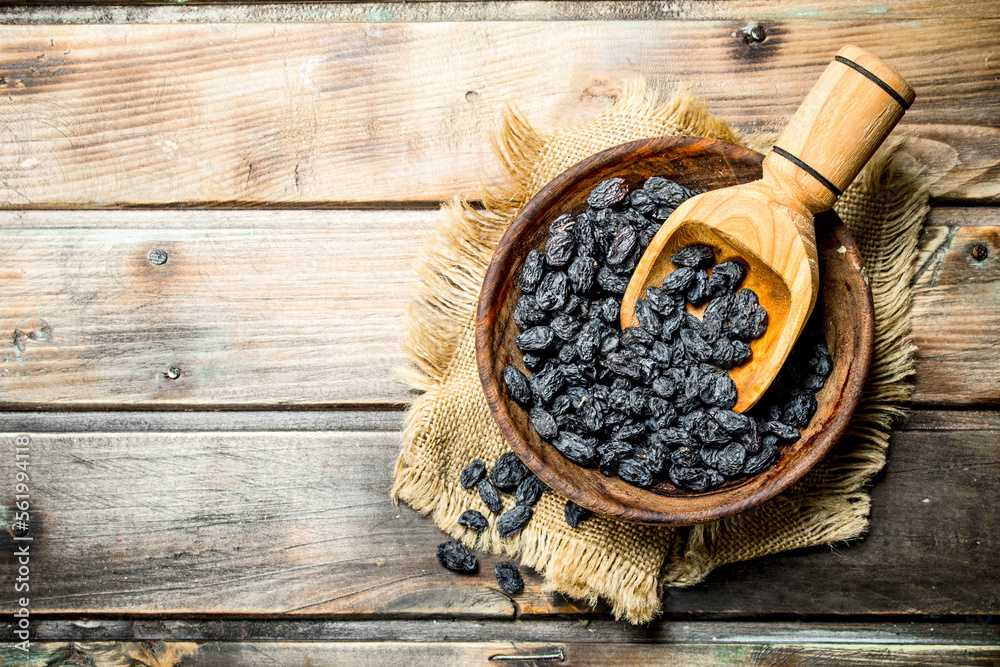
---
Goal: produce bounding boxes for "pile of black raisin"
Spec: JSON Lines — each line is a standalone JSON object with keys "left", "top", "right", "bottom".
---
{"left": 436, "top": 453, "right": 592, "bottom": 587}
{"left": 503, "top": 176, "right": 833, "bottom": 492}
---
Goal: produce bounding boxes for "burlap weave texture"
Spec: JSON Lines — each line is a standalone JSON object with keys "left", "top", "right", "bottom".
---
{"left": 392, "top": 80, "right": 929, "bottom": 623}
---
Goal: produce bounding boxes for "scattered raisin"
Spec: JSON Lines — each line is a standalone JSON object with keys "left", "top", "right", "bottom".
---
{"left": 564, "top": 500, "right": 592, "bottom": 528}
{"left": 497, "top": 505, "right": 533, "bottom": 538}
{"left": 458, "top": 509, "right": 489, "bottom": 532}
{"left": 436, "top": 541, "right": 478, "bottom": 573}
{"left": 460, "top": 459, "right": 486, "bottom": 489}
{"left": 495, "top": 562, "right": 524, "bottom": 594}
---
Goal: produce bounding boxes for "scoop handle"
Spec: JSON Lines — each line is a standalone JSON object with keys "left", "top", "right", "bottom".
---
{"left": 762, "top": 45, "right": 915, "bottom": 214}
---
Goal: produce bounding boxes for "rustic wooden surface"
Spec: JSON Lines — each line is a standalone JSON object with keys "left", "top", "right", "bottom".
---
{"left": 0, "top": 2, "right": 997, "bottom": 665}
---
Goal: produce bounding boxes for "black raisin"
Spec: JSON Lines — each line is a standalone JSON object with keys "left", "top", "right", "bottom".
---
{"left": 518, "top": 249, "right": 546, "bottom": 293}
{"left": 522, "top": 353, "right": 543, "bottom": 371}
{"left": 490, "top": 452, "right": 529, "bottom": 491}
{"left": 669, "top": 465, "right": 710, "bottom": 492}
{"left": 679, "top": 328, "right": 712, "bottom": 363}
{"left": 552, "top": 431, "right": 597, "bottom": 465}
{"left": 809, "top": 343, "right": 833, "bottom": 377}
{"left": 513, "top": 294, "right": 546, "bottom": 329}
{"left": 564, "top": 500, "right": 592, "bottom": 528}
{"left": 782, "top": 390, "right": 818, "bottom": 428}
{"left": 743, "top": 443, "right": 778, "bottom": 474}
{"left": 545, "top": 231, "right": 576, "bottom": 267}
{"left": 503, "top": 365, "right": 532, "bottom": 406}
{"left": 651, "top": 375, "right": 677, "bottom": 399}
{"left": 575, "top": 322, "right": 603, "bottom": 362}
{"left": 596, "top": 266, "right": 628, "bottom": 293}
{"left": 634, "top": 299, "right": 662, "bottom": 336}
{"left": 497, "top": 505, "right": 533, "bottom": 538}
{"left": 618, "top": 458, "right": 654, "bottom": 487}
{"left": 765, "top": 420, "right": 800, "bottom": 442}
{"left": 671, "top": 244, "right": 714, "bottom": 269}
{"left": 529, "top": 364, "right": 564, "bottom": 403}
{"left": 629, "top": 188, "right": 657, "bottom": 216}
{"left": 437, "top": 541, "right": 477, "bottom": 573}
{"left": 661, "top": 266, "right": 696, "bottom": 294}
{"left": 478, "top": 478, "right": 503, "bottom": 514}
{"left": 646, "top": 286, "right": 680, "bottom": 316}
{"left": 460, "top": 459, "right": 486, "bottom": 489}
{"left": 549, "top": 213, "right": 574, "bottom": 235}
{"left": 670, "top": 446, "right": 701, "bottom": 467}
{"left": 458, "top": 509, "right": 489, "bottom": 532}
{"left": 588, "top": 177, "right": 629, "bottom": 209}
{"left": 568, "top": 255, "right": 596, "bottom": 294}
{"left": 599, "top": 297, "right": 620, "bottom": 324}
{"left": 550, "top": 313, "right": 581, "bottom": 341}
{"left": 712, "top": 409, "right": 752, "bottom": 435}
{"left": 620, "top": 326, "right": 654, "bottom": 348}
{"left": 694, "top": 415, "right": 730, "bottom": 445}
{"left": 607, "top": 225, "right": 638, "bottom": 266}
{"left": 643, "top": 177, "right": 697, "bottom": 207}
{"left": 707, "top": 261, "right": 745, "bottom": 296}
{"left": 686, "top": 269, "right": 710, "bottom": 306}
{"left": 495, "top": 562, "right": 524, "bottom": 594}
{"left": 530, "top": 406, "right": 559, "bottom": 440}
{"left": 605, "top": 352, "right": 642, "bottom": 380}
{"left": 515, "top": 474, "right": 547, "bottom": 507}
{"left": 716, "top": 442, "right": 747, "bottom": 477}
{"left": 516, "top": 326, "right": 554, "bottom": 352}
{"left": 535, "top": 272, "right": 569, "bottom": 311}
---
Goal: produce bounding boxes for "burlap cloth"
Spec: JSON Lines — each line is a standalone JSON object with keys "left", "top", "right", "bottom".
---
{"left": 392, "top": 80, "right": 929, "bottom": 623}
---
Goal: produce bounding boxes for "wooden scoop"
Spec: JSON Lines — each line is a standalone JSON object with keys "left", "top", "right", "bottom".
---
{"left": 621, "top": 45, "right": 914, "bottom": 413}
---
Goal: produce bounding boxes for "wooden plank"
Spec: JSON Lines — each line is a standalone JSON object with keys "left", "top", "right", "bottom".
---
{"left": 0, "top": 409, "right": 992, "bottom": 434}
{"left": 912, "top": 222, "right": 1000, "bottom": 405}
{"left": 4, "top": 641, "right": 998, "bottom": 667}
{"left": 0, "top": 410, "right": 406, "bottom": 432}
{"left": 0, "top": 430, "right": 583, "bottom": 617}
{"left": 0, "top": 411, "right": 996, "bottom": 616}
{"left": 21, "top": 617, "right": 1000, "bottom": 645}
{"left": 0, "top": 223, "right": 422, "bottom": 408}
{"left": 3, "top": 1, "right": 1000, "bottom": 24}
{"left": 0, "top": 210, "right": 996, "bottom": 408}
{"left": 0, "top": 22, "right": 996, "bottom": 207}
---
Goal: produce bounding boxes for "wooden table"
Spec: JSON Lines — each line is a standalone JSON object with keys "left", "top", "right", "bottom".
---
{"left": 0, "top": 2, "right": 998, "bottom": 665}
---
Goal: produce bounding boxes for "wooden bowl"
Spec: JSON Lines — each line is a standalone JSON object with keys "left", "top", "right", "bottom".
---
{"left": 475, "top": 136, "right": 874, "bottom": 525}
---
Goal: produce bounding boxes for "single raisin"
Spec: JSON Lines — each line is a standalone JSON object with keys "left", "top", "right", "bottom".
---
{"left": 458, "top": 509, "right": 489, "bottom": 532}
{"left": 460, "top": 459, "right": 486, "bottom": 489}
{"left": 497, "top": 505, "right": 533, "bottom": 538}
{"left": 490, "top": 452, "right": 529, "bottom": 492}
{"left": 564, "top": 500, "right": 592, "bottom": 528}
{"left": 437, "top": 541, "right": 477, "bottom": 573}
{"left": 478, "top": 478, "right": 503, "bottom": 514}
{"left": 495, "top": 562, "right": 524, "bottom": 594}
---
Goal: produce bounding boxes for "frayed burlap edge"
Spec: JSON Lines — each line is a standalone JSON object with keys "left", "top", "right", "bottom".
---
{"left": 392, "top": 79, "right": 930, "bottom": 622}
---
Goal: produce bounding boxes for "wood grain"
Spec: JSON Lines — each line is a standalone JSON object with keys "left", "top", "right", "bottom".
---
{"left": 19, "top": 617, "right": 1000, "bottom": 645}
{"left": 3, "top": 641, "right": 999, "bottom": 667}
{"left": 0, "top": 411, "right": 995, "bottom": 616}
{"left": 0, "top": 22, "right": 996, "bottom": 206}
{"left": 0, "top": 209, "right": 993, "bottom": 408}
{"left": 5, "top": 1, "right": 1000, "bottom": 23}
